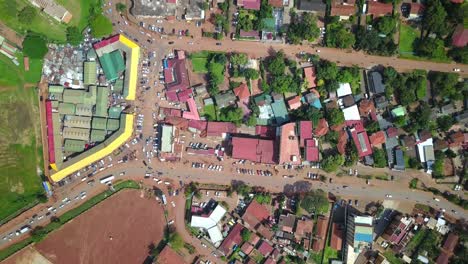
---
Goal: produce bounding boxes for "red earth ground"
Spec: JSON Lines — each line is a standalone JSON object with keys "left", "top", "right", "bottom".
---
{"left": 32, "top": 189, "right": 165, "bottom": 264}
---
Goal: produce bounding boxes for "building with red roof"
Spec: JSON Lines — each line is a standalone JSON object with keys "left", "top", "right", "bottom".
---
{"left": 295, "top": 218, "right": 314, "bottom": 240}
{"left": 182, "top": 97, "right": 200, "bottom": 120}
{"left": 347, "top": 120, "right": 373, "bottom": 158}
{"left": 367, "top": 1, "right": 393, "bottom": 16}
{"left": 386, "top": 127, "right": 399, "bottom": 138}
{"left": 241, "top": 242, "right": 255, "bottom": 254}
{"left": 305, "top": 139, "right": 319, "bottom": 162}
{"left": 188, "top": 120, "right": 207, "bottom": 133}
{"left": 330, "top": 223, "right": 343, "bottom": 250}
{"left": 177, "top": 88, "right": 193, "bottom": 103}
{"left": 369, "top": 131, "right": 386, "bottom": 147}
{"left": 231, "top": 137, "right": 277, "bottom": 164}
{"left": 299, "top": 121, "right": 313, "bottom": 148}
{"left": 164, "top": 51, "right": 190, "bottom": 102}
{"left": 315, "top": 118, "right": 329, "bottom": 137}
{"left": 331, "top": 1, "right": 357, "bottom": 18}
{"left": 263, "top": 257, "right": 276, "bottom": 264}
{"left": 337, "top": 130, "right": 349, "bottom": 154}
{"left": 312, "top": 216, "right": 329, "bottom": 252}
{"left": 237, "top": 0, "right": 261, "bottom": 10}
{"left": 303, "top": 67, "right": 317, "bottom": 88}
{"left": 268, "top": 0, "right": 287, "bottom": 7}
{"left": 287, "top": 96, "right": 302, "bottom": 110}
{"left": 359, "top": 99, "right": 377, "bottom": 121}
{"left": 409, "top": 3, "right": 424, "bottom": 19}
{"left": 436, "top": 233, "right": 459, "bottom": 264}
{"left": 206, "top": 122, "right": 237, "bottom": 137}
{"left": 219, "top": 223, "right": 244, "bottom": 256}
{"left": 156, "top": 246, "right": 187, "bottom": 264}
{"left": 452, "top": 24, "right": 468, "bottom": 47}
{"left": 242, "top": 200, "right": 271, "bottom": 228}
{"left": 279, "top": 123, "right": 301, "bottom": 165}
{"left": 234, "top": 83, "right": 251, "bottom": 100}
{"left": 255, "top": 125, "right": 276, "bottom": 138}
{"left": 257, "top": 240, "right": 274, "bottom": 256}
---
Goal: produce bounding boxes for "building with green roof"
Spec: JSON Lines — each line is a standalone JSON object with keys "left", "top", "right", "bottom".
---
{"left": 106, "top": 118, "right": 120, "bottom": 131}
{"left": 63, "top": 89, "right": 86, "bottom": 104}
{"left": 75, "top": 104, "right": 93, "bottom": 116}
{"left": 49, "top": 85, "right": 64, "bottom": 94}
{"left": 261, "top": 18, "right": 276, "bottom": 31}
{"left": 92, "top": 117, "right": 107, "bottom": 130}
{"left": 49, "top": 92, "right": 63, "bottom": 101}
{"left": 99, "top": 50, "right": 125, "bottom": 82}
{"left": 95, "top": 86, "right": 110, "bottom": 117}
{"left": 90, "top": 129, "right": 107, "bottom": 142}
{"left": 63, "top": 139, "right": 86, "bottom": 153}
{"left": 83, "top": 61, "right": 97, "bottom": 85}
{"left": 108, "top": 107, "right": 122, "bottom": 119}
{"left": 83, "top": 86, "right": 97, "bottom": 105}
{"left": 391, "top": 106, "right": 406, "bottom": 117}
{"left": 58, "top": 103, "right": 76, "bottom": 115}
{"left": 63, "top": 127, "right": 90, "bottom": 141}
{"left": 64, "top": 115, "right": 92, "bottom": 129}
{"left": 113, "top": 79, "right": 124, "bottom": 94}
{"left": 271, "top": 96, "right": 289, "bottom": 125}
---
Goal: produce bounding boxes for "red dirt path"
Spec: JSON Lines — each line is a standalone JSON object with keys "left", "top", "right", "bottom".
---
{"left": 35, "top": 190, "right": 165, "bottom": 264}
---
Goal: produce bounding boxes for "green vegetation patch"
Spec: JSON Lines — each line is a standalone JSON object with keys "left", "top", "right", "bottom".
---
{"left": 202, "top": 104, "right": 217, "bottom": 120}
{"left": 191, "top": 57, "right": 208, "bottom": 73}
{"left": 0, "top": 56, "right": 43, "bottom": 221}
{"left": 383, "top": 251, "right": 404, "bottom": 264}
{"left": 323, "top": 246, "right": 339, "bottom": 264}
{"left": 398, "top": 24, "right": 419, "bottom": 55}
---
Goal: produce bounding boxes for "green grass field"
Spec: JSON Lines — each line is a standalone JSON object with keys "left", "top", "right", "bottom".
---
{"left": 191, "top": 57, "right": 208, "bottom": 73}
{"left": 202, "top": 104, "right": 217, "bottom": 120}
{"left": 0, "top": 54, "right": 43, "bottom": 222}
{"left": 0, "top": 0, "right": 100, "bottom": 43}
{"left": 399, "top": 24, "right": 419, "bottom": 56}
{"left": 322, "top": 246, "right": 339, "bottom": 264}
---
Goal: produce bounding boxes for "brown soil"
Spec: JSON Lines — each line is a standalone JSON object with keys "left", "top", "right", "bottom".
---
{"left": 35, "top": 190, "right": 165, "bottom": 264}
{"left": 3, "top": 246, "right": 52, "bottom": 264}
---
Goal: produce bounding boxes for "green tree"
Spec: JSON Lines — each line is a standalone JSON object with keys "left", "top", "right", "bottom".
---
{"left": 0, "top": 1, "right": 17, "bottom": 18}
{"left": 429, "top": 72, "right": 461, "bottom": 100}
{"left": 66, "top": 26, "right": 83, "bottom": 46}
{"left": 267, "top": 51, "right": 286, "bottom": 76}
{"left": 241, "top": 228, "right": 251, "bottom": 242}
{"left": 23, "top": 33, "right": 48, "bottom": 59}
{"left": 373, "top": 148, "right": 387, "bottom": 168}
{"left": 270, "top": 75, "right": 295, "bottom": 93}
{"left": 321, "top": 153, "right": 344, "bottom": 172}
{"left": 316, "top": 60, "right": 338, "bottom": 81}
{"left": 421, "top": 0, "right": 447, "bottom": 37}
{"left": 116, "top": 3, "right": 126, "bottom": 12}
{"left": 90, "top": 14, "right": 113, "bottom": 38}
{"left": 243, "top": 68, "right": 259, "bottom": 80}
{"left": 287, "top": 12, "right": 320, "bottom": 44}
{"left": 409, "top": 101, "right": 432, "bottom": 131}
{"left": 246, "top": 115, "right": 256, "bottom": 126}
{"left": 218, "top": 106, "right": 244, "bottom": 126}
{"left": 436, "top": 115, "right": 454, "bottom": 131}
{"left": 326, "top": 108, "right": 345, "bottom": 126}
{"left": 17, "top": 6, "right": 36, "bottom": 24}
{"left": 408, "top": 157, "right": 421, "bottom": 169}
{"left": 168, "top": 233, "right": 184, "bottom": 250}
{"left": 448, "top": 46, "right": 468, "bottom": 64}
{"left": 415, "top": 37, "right": 446, "bottom": 59}
{"left": 230, "top": 53, "right": 248, "bottom": 66}
{"left": 344, "top": 141, "right": 359, "bottom": 167}
{"left": 300, "top": 190, "right": 329, "bottom": 214}
{"left": 409, "top": 178, "right": 418, "bottom": 189}
{"left": 36, "top": 193, "right": 48, "bottom": 203}
{"left": 326, "top": 21, "right": 355, "bottom": 49}
{"left": 30, "top": 226, "right": 47, "bottom": 242}
{"left": 366, "top": 121, "right": 380, "bottom": 134}
{"left": 374, "top": 16, "right": 396, "bottom": 35}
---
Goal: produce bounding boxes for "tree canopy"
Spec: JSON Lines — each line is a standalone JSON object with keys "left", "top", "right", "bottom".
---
{"left": 230, "top": 53, "right": 248, "bottom": 66}
{"left": 300, "top": 190, "right": 329, "bottom": 214}
{"left": 448, "top": 47, "right": 468, "bottom": 64}
{"left": 326, "top": 20, "right": 355, "bottom": 49}
{"left": 116, "top": 3, "right": 126, "bottom": 12}
{"left": 218, "top": 106, "right": 244, "bottom": 126}
{"left": 66, "top": 27, "right": 83, "bottom": 46}
{"left": 18, "top": 6, "right": 36, "bottom": 24}
{"left": 436, "top": 115, "right": 455, "bottom": 131}
{"left": 422, "top": 0, "right": 447, "bottom": 38}
{"left": 23, "top": 33, "right": 48, "bottom": 59}
{"left": 373, "top": 148, "right": 387, "bottom": 168}
{"left": 287, "top": 12, "right": 320, "bottom": 44}
{"left": 326, "top": 108, "right": 345, "bottom": 126}
{"left": 90, "top": 14, "right": 113, "bottom": 38}
{"left": 429, "top": 72, "right": 461, "bottom": 100}
{"left": 321, "top": 153, "right": 344, "bottom": 172}
{"left": 241, "top": 229, "right": 251, "bottom": 242}
{"left": 267, "top": 51, "right": 286, "bottom": 76}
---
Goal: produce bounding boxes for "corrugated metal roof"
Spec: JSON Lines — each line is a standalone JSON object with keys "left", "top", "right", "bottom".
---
{"left": 108, "top": 107, "right": 122, "bottom": 119}
{"left": 99, "top": 50, "right": 125, "bottom": 81}
{"left": 92, "top": 117, "right": 107, "bottom": 130}
{"left": 63, "top": 139, "right": 86, "bottom": 153}
{"left": 106, "top": 118, "right": 120, "bottom": 131}
{"left": 90, "top": 129, "right": 106, "bottom": 142}
{"left": 63, "top": 115, "right": 92, "bottom": 129}
{"left": 161, "top": 125, "right": 174, "bottom": 153}
{"left": 63, "top": 127, "right": 90, "bottom": 141}
{"left": 95, "top": 86, "right": 109, "bottom": 117}
{"left": 48, "top": 85, "right": 64, "bottom": 94}
{"left": 83, "top": 61, "right": 97, "bottom": 85}
{"left": 58, "top": 102, "right": 76, "bottom": 115}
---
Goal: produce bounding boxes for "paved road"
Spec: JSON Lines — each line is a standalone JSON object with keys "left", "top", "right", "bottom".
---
{"left": 1, "top": 0, "right": 467, "bottom": 258}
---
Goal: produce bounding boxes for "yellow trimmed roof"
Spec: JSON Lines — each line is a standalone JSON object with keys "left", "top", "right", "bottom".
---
{"left": 50, "top": 114, "right": 134, "bottom": 182}
{"left": 119, "top": 35, "right": 139, "bottom": 101}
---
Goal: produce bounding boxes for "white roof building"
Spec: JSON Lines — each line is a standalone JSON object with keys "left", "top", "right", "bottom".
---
{"left": 337, "top": 83, "right": 352, "bottom": 98}
{"left": 416, "top": 138, "right": 433, "bottom": 163}
{"left": 190, "top": 204, "right": 227, "bottom": 247}
{"left": 161, "top": 125, "right": 174, "bottom": 153}
{"left": 343, "top": 105, "right": 361, "bottom": 121}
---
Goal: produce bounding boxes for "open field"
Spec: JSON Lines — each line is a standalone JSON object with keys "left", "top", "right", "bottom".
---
{"left": 0, "top": 0, "right": 99, "bottom": 42}
{"left": 0, "top": 54, "right": 43, "bottom": 222}
{"left": 191, "top": 57, "right": 209, "bottom": 73}
{"left": 35, "top": 189, "right": 165, "bottom": 264}
{"left": 399, "top": 24, "right": 419, "bottom": 56}
{"left": 3, "top": 246, "right": 52, "bottom": 264}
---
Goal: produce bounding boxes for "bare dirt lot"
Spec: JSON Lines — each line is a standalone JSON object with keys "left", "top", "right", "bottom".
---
{"left": 3, "top": 246, "right": 52, "bottom": 264}
{"left": 34, "top": 190, "right": 165, "bottom": 264}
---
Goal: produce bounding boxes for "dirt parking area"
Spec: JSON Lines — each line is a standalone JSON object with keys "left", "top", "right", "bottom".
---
{"left": 35, "top": 189, "right": 165, "bottom": 264}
